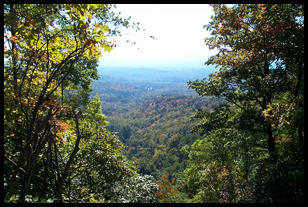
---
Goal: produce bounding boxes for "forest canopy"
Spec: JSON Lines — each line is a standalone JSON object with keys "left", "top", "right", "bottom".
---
{"left": 4, "top": 4, "right": 304, "bottom": 203}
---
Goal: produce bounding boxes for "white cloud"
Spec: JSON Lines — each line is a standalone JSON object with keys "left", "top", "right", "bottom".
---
{"left": 99, "top": 4, "right": 216, "bottom": 69}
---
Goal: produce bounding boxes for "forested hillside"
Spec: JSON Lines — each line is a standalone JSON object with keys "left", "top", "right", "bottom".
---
{"left": 92, "top": 68, "right": 221, "bottom": 179}
{"left": 4, "top": 4, "right": 304, "bottom": 204}
{"left": 105, "top": 94, "right": 220, "bottom": 178}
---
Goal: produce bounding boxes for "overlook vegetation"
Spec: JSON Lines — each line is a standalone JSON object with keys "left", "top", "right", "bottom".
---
{"left": 4, "top": 4, "right": 304, "bottom": 204}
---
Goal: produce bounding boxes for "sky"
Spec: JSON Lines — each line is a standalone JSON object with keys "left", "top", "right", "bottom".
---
{"left": 99, "top": 4, "right": 217, "bottom": 70}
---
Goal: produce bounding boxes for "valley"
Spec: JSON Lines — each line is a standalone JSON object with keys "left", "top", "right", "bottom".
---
{"left": 5, "top": 4, "right": 303, "bottom": 203}
{"left": 92, "top": 66, "right": 219, "bottom": 178}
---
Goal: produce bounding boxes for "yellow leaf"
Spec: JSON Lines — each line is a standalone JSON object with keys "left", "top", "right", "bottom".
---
{"left": 102, "top": 25, "right": 109, "bottom": 33}
{"left": 86, "top": 11, "right": 92, "bottom": 19}
{"left": 9, "top": 194, "right": 16, "bottom": 202}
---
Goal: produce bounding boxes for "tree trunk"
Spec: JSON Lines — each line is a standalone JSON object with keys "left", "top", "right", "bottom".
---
{"left": 54, "top": 112, "right": 82, "bottom": 203}
{"left": 266, "top": 123, "right": 276, "bottom": 163}
{"left": 18, "top": 164, "right": 34, "bottom": 202}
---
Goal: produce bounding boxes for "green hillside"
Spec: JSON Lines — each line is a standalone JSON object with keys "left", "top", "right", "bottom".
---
{"left": 104, "top": 94, "right": 220, "bottom": 178}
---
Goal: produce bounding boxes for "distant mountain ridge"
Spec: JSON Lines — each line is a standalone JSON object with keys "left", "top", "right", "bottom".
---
{"left": 92, "top": 66, "right": 217, "bottom": 116}
{"left": 97, "top": 66, "right": 216, "bottom": 84}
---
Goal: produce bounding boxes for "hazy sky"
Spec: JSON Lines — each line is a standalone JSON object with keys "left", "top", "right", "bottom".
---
{"left": 99, "top": 4, "right": 216, "bottom": 70}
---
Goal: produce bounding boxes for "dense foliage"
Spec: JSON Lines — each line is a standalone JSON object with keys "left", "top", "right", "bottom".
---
{"left": 183, "top": 4, "right": 304, "bottom": 203}
{"left": 4, "top": 4, "right": 304, "bottom": 204}
{"left": 101, "top": 92, "right": 220, "bottom": 178}
{"left": 4, "top": 4, "right": 153, "bottom": 203}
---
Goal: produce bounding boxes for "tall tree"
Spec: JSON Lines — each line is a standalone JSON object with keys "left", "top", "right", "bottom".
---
{"left": 187, "top": 4, "right": 304, "bottom": 202}
{"left": 4, "top": 4, "right": 136, "bottom": 203}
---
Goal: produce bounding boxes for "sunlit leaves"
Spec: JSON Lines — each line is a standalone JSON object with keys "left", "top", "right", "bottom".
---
{"left": 186, "top": 4, "right": 304, "bottom": 203}
{"left": 154, "top": 173, "right": 180, "bottom": 203}
{"left": 4, "top": 4, "right": 138, "bottom": 203}
{"left": 110, "top": 175, "right": 159, "bottom": 203}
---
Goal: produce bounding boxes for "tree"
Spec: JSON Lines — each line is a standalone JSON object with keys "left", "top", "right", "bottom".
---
{"left": 38, "top": 95, "right": 137, "bottom": 202}
{"left": 154, "top": 173, "right": 183, "bottom": 203}
{"left": 187, "top": 4, "right": 304, "bottom": 203}
{"left": 4, "top": 4, "right": 137, "bottom": 203}
{"left": 109, "top": 175, "right": 159, "bottom": 203}
{"left": 120, "top": 125, "right": 132, "bottom": 143}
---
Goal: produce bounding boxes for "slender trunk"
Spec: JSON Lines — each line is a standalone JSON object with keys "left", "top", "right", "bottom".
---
{"left": 55, "top": 112, "right": 82, "bottom": 203}
{"left": 262, "top": 52, "right": 277, "bottom": 163}
{"left": 266, "top": 123, "right": 276, "bottom": 163}
{"left": 18, "top": 161, "right": 34, "bottom": 202}
{"left": 18, "top": 112, "right": 53, "bottom": 202}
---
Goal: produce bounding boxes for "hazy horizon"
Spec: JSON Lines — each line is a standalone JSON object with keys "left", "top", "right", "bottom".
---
{"left": 98, "top": 4, "right": 217, "bottom": 70}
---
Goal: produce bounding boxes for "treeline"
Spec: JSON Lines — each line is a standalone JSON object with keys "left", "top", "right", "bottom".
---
{"left": 91, "top": 80, "right": 196, "bottom": 115}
